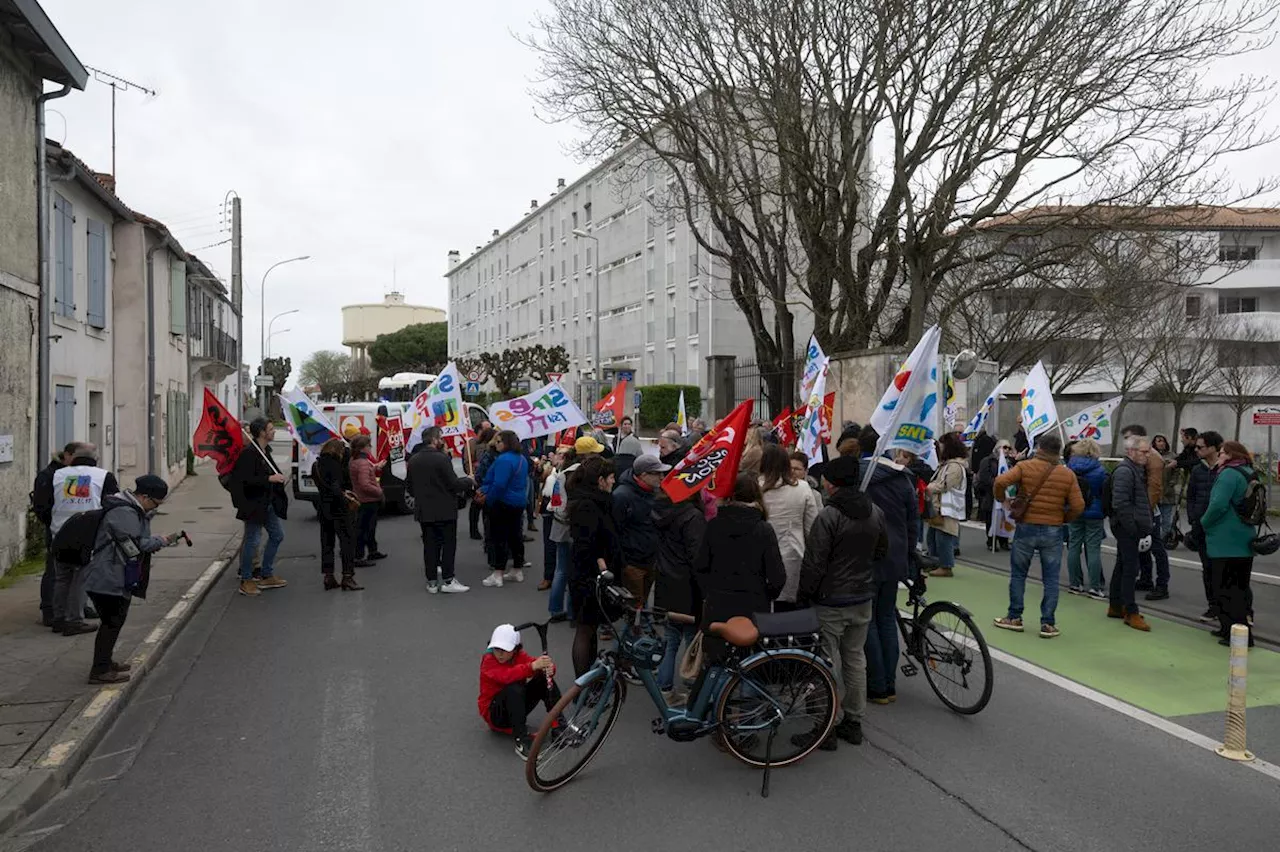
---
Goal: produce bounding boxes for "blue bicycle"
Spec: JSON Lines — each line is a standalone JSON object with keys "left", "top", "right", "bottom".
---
{"left": 525, "top": 573, "right": 838, "bottom": 796}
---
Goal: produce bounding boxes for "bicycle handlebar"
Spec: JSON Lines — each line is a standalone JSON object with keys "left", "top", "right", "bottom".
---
{"left": 596, "top": 571, "right": 695, "bottom": 625}
{"left": 512, "top": 620, "right": 551, "bottom": 655}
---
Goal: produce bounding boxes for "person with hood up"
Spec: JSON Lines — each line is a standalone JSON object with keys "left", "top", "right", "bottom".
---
{"left": 796, "top": 455, "right": 889, "bottom": 749}
{"left": 1065, "top": 437, "right": 1108, "bottom": 599}
{"left": 857, "top": 427, "right": 918, "bottom": 704}
{"left": 567, "top": 456, "right": 625, "bottom": 675}
{"left": 652, "top": 489, "right": 706, "bottom": 704}
{"left": 612, "top": 454, "right": 670, "bottom": 602}
{"left": 758, "top": 444, "right": 821, "bottom": 612}
{"left": 477, "top": 623, "right": 561, "bottom": 761}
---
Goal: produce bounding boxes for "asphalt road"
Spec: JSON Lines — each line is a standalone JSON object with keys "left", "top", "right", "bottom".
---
{"left": 5, "top": 503, "right": 1279, "bottom": 852}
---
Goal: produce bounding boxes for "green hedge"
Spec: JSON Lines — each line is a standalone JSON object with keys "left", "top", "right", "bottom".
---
{"left": 636, "top": 384, "right": 701, "bottom": 430}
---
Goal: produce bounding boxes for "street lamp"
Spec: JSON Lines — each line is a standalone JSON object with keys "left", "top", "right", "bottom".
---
{"left": 258, "top": 256, "right": 310, "bottom": 409}
{"left": 266, "top": 328, "right": 291, "bottom": 357}
{"left": 572, "top": 229, "right": 601, "bottom": 397}
{"left": 267, "top": 308, "right": 299, "bottom": 357}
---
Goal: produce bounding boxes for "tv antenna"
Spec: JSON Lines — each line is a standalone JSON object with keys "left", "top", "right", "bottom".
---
{"left": 84, "top": 65, "right": 157, "bottom": 178}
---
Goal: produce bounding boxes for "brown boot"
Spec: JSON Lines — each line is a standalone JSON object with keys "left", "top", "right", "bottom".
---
{"left": 324, "top": 573, "right": 340, "bottom": 591}
{"left": 927, "top": 567, "right": 954, "bottom": 578}
{"left": 1106, "top": 605, "right": 1124, "bottom": 619}
{"left": 238, "top": 579, "right": 260, "bottom": 597}
{"left": 341, "top": 575, "right": 365, "bottom": 591}
{"left": 1124, "top": 613, "right": 1151, "bottom": 632}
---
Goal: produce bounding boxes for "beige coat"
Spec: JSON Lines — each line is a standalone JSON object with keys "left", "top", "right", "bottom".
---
{"left": 760, "top": 479, "right": 822, "bottom": 603}
{"left": 926, "top": 459, "right": 968, "bottom": 537}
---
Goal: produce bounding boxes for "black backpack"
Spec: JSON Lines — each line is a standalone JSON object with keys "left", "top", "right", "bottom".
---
{"left": 1233, "top": 467, "right": 1268, "bottom": 527}
{"left": 51, "top": 509, "right": 109, "bottom": 567}
{"left": 1100, "top": 473, "right": 1115, "bottom": 519}
{"left": 1074, "top": 471, "right": 1093, "bottom": 507}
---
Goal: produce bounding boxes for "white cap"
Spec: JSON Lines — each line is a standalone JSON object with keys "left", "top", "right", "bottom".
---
{"left": 488, "top": 623, "right": 521, "bottom": 652}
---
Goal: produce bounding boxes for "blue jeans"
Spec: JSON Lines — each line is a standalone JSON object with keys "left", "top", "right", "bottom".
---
{"left": 658, "top": 622, "right": 698, "bottom": 691}
{"left": 549, "top": 539, "right": 572, "bottom": 617}
{"left": 927, "top": 526, "right": 957, "bottom": 569}
{"left": 242, "top": 508, "right": 284, "bottom": 580}
{"left": 1007, "top": 523, "right": 1063, "bottom": 626}
{"left": 864, "top": 579, "right": 900, "bottom": 694}
{"left": 1066, "top": 518, "right": 1105, "bottom": 590}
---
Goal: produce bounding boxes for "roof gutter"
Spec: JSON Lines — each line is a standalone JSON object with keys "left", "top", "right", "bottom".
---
{"left": 36, "top": 84, "right": 72, "bottom": 469}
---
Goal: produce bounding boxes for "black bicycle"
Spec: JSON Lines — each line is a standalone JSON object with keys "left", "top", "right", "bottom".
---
{"left": 895, "top": 574, "right": 993, "bottom": 714}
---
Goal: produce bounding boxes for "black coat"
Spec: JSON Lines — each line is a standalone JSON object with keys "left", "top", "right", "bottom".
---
{"left": 971, "top": 433, "right": 996, "bottom": 473}
{"left": 31, "top": 458, "right": 65, "bottom": 527}
{"left": 1186, "top": 461, "right": 1217, "bottom": 528}
{"left": 407, "top": 445, "right": 466, "bottom": 523}
{"left": 866, "top": 459, "right": 919, "bottom": 583}
{"left": 311, "top": 453, "right": 350, "bottom": 521}
{"left": 799, "top": 488, "right": 888, "bottom": 606}
{"left": 568, "top": 485, "right": 625, "bottom": 626}
{"left": 974, "top": 455, "right": 999, "bottom": 524}
{"left": 695, "top": 503, "right": 785, "bottom": 627}
{"left": 652, "top": 493, "right": 706, "bottom": 616}
{"left": 612, "top": 469, "right": 659, "bottom": 568}
{"left": 230, "top": 444, "right": 288, "bottom": 524}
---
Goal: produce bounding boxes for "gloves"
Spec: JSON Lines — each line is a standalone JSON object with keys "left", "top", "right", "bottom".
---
{"left": 1138, "top": 535, "right": 1152, "bottom": 553}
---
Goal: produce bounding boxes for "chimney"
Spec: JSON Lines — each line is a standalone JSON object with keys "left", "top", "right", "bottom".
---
{"left": 530, "top": 199, "right": 538, "bottom": 211}
{"left": 447, "top": 249, "right": 461, "bottom": 270}
{"left": 93, "top": 172, "right": 116, "bottom": 193}
{"left": 474, "top": 245, "right": 481, "bottom": 253}
{"left": 557, "top": 178, "right": 566, "bottom": 190}
{"left": 492, "top": 229, "right": 500, "bottom": 241}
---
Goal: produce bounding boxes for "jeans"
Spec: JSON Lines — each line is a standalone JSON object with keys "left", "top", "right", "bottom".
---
{"left": 816, "top": 602, "right": 874, "bottom": 724}
{"left": 241, "top": 507, "right": 284, "bottom": 581}
{"left": 1214, "top": 556, "right": 1255, "bottom": 639}
{"left": 487, "top": 677, "right": 560, "bottom": 739}
{"left": 1007, "top": 523, "right": 1064, "bottom": 626}
{"left": 86, "top": 592, "right": 129, "bottom": 675}
{"left": 864, "top": 579, "right": 900, "bottom": 694}
{"left": 1109, "top": 534, "right": 1142, "bottom": 614}
{"left": 549, "top": 539, "right": 571, "bottom": 617}
{"left": 52, "top": 560, "right": 88, "bottom": 626}
{"left": 1138, "top": 512, "right": 1170, "bottom": 589}
{"left": 488, "top": 503, "right": 526, "bottom": 571}
{"left": 420, "top": 520, "right": 458, "bottom": 583}
{"left": 1159, "top": 503, "right": 1176, "bottom": 537}
{"left": 927, "top": 526, "right": 957, "bottom": 569}
{"left": 319, "top": 513, "right": 356, "bottom": 576}
{"left": 658, "top": 622, "right": 698, "bottom": 691}
{"left": 355, "top": 502, "right": 380, "bottom": 557}
{"left": 1066, "top": 518, "right": 1105, "bottom": 591}
{"left": 541, "top": 514, "right": 556, "bottom": 582}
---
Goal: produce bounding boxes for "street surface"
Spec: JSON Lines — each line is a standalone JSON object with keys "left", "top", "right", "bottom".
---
{"left": 4, "top": 499, "right": 1279, "bottom": 852}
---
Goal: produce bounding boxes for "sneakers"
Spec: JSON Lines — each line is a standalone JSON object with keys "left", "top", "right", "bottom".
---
{"left": 426, "top": 580, "right": 440, "bottom": 594}
{"left": 368, "top": 551, "right": 389, "bottom": 560}
{"left": 1144, "top": 587, "right": 1170, "bottom": 601}
{"left": 440, "top": 578, "right": 470, "bottom": 594}
{"left": 353, "top": 559, "right": 375, "bottom": 568}
{"left": 515, "top": 736, "right": 533, "bottom": 761}
{"left": 1039, "top": 624, "right": 1060, "bottom": 639}
{"left": 88, "top": 669, "right": 130, "bottom": 684}
{"left": 834, "top": 718, "right": 863, "bottom": 745}
{"left": 993, "top": 617, "right": 1024, "bottom": 632}
{"left": 1088, "top": 588, "right": 1108, "bottom": 601}
{"left": 482, "top": 571, "right": 504, "bottom": 588}
{"left": 238, "top": 579, "right": 261, "bottom": 597}
{"left": 867, "top": 689, "right": 892, "bottom": 706}
{"left": 256, "top": 576, "right": 288, "bottom": 590}
{"left": 1199, "top": 608, "right": 1218, "bottom": 623}
{"left": 61, "top": 622, "right": 98, "bottom": 637}
{"left": 1124, "top": 613, "right": 1151, "bottom": 632}
{"left": 1106, "top": 605, "right": 1125, "bottom": 619}
{"left": 1067, "top": 585, "right": 1085, "bottom": 596}
{"left": 503, "top": 569, "right": 525, "bottom": 583}
{"left": 537, "top": 580, "right": 552, "bottom": 591}
{"left": 927, "top": 567, "right": 954, "bottom": 578}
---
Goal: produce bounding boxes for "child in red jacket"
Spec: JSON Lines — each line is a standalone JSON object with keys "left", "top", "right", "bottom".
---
{"left": 477, "top": 624, "right": 561, "bottom": 760}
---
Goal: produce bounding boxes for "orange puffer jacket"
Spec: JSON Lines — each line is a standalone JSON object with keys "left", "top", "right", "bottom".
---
{"left": 992, "top": 451, "right": 1084, "bottom": 526}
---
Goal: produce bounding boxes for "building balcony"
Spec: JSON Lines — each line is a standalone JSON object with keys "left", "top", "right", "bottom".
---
{"left": 1214, "top": 311, "right": 1280, "bottom": 342}
{"left": 190, "top": 326, "right": 238, "bottom": 381}
{"left": 1195, "top": 260, "right": 1280, "bottom": 291}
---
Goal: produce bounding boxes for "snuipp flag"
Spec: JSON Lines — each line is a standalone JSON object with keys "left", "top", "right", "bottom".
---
{"left": 192, "top": 388, "right": 244, "bottom": 476}
{"left": 799, "top": 335, "right": 827, "bottom": 403}
{"left": 407, "top": 363, "right": 468, "bottom": 452}
{"left": 1020, "top": 361, "right": 1060, "bottom": 442}
{"left": 868, "top": 325, "right": 942, "bottom": 464}
{"left": 798, "top": 361, "right": 829, "bottom": 466}
{"left": 962, "top": 381, "right": 1001, "bottom": 445}
{"left": 662, "top": 399, "right": 753, "bottom": 503}
{"left": 279, "top": 388, "right": 341, "bottom": 467}
{"left": 490, "top": 382, "right": 590, "bottom": 441}
{"left": 1062, "top": 396, "right": 1122, "bottom": 444}
{"left": 592, "top": 379, "right": 628, "bottom": 429}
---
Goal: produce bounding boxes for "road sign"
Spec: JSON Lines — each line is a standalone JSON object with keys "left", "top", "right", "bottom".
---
{"left": 464, "top": 381, "right": 481, "bottom": 396}
{"left": 254, "top": 375, "right": 275, "bottom": 387}
{"left": 547, "top": 372, "right": 565, "bottom": 383}
{"left": 633, "top": 390, "right": 643, "bottom": 407}
{"left": 1252, "top": 408, "right": 1280, "bottom": 427}
{"left": 617, "top": 370, "right": 634, "bottom": 382}
{"left": 467, "top": 370, "right": 483, "bottom": 382}
{"left": 515, "top": 379, "right": 532, "bottom": 393}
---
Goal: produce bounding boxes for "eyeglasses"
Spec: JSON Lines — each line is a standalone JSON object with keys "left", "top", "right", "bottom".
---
{"left": 1195, "top": 443, "right": 1207, "bottom": 450}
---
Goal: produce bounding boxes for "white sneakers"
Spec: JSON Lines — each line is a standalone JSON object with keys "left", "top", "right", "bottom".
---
{"left": 483, "top": 571, "right": 505, "bottom": 588}
{"left": 427, "top": 576, "right": 470, "bottom": 594}
{"left": 503, "top": 569, "right": 525, "bottom": 583}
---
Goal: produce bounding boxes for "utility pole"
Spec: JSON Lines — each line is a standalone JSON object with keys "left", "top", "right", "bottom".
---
{"left": 84, "top": 66, "right": 156, "bottom": 179}
{"left": 230, "top": 193, "right": 243, "bottom": 416}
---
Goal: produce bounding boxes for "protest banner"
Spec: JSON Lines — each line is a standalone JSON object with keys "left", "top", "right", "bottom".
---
{"left": 489, "top": 381, "right": 590, "bottom": 441}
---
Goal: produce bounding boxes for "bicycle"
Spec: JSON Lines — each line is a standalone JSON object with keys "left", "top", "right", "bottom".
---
{"left": 524, "top": 572, "right": 838, "bottom": 797}
{"left": 894, "top": 574, "right": 993, "bottom": 714}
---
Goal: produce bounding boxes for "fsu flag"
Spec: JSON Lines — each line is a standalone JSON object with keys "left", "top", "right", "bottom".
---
{"left": 771, "top": 407, "right": 796, "bottom": 447}
{"left": 795, "top": 392, "right": 836, "bottom": 443}
{"left": 192, "top": 388, "right": 244, "bottom": 476}
{"left": 591, "top": 379, "right": 628, "bottom": 428}
{"left": 661, "top": 399, "right": 753, "bottom": 503}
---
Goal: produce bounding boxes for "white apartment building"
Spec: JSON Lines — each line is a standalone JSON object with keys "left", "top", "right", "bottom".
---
{"left": 446, "top": 156, "right": 814, "bottom": 410}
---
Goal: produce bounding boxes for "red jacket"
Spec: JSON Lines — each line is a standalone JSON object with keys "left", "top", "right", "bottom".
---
{"left": 478, "top": 650, "right": 536, "bottom": 731}
{"left": 350, "top": 452, "right": 383, "bottom": 503}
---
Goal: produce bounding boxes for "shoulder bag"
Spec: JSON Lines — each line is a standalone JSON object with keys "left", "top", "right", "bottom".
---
{"left": 1008, "top": 464, "right": 1060, "bottom": 523}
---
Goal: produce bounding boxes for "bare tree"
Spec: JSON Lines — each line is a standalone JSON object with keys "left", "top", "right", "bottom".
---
{"left": 1218, "top": 325, "right": 1277, "bottom": 439}
{"left": 1150, "top": 310, "right": 1226, "bottom": 439}
{"left": 526, "top": 0, "right": 1277, "bottom": 387}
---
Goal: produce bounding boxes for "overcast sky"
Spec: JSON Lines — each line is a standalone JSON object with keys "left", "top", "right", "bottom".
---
{"left": 42, "top": 0, "right": 580, "bottom": 381}
{"left": 39, "top": 0, "right": 1280, "bottom": 387}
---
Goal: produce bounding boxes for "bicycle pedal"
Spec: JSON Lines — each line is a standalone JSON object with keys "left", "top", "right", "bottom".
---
{"left": 900, "top": 661, "right": 919, "bottom": 678}
{"left": 651, "top": 718, "right": 666, "bottom": 735}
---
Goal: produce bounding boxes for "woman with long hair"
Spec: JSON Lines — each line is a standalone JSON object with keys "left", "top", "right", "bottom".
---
{"left": 1152, "top": 433, "right": 1179, "bottom": 539}
{"left": 739, "top": 426, "right": 766, "bottom": 476}
{"left": 312, "top": 438, "right": 364, "bottom": 590}
{"left": 925, "top": 432, "right": 969, "bottom": 577}
{"left": 349, "top": 434, "right": 387, "bottom": 562}
{"left": 566, "top": 456, "right": 624, "bottom": 675}
{"left": 480, "top": 430, "right": 530, "bottom": 588}
{"left": 468, "top": 426, "right": 497, "bottom": 540}
{"left": 759, "top": 444, "right": 821, "bottom": 611}
{"left": 1201, "top": 440, "right": 1258, "bottom": 647}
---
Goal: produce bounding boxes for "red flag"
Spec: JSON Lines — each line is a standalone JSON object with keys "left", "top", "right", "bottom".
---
{"left": 661, "top": 399, "right": 754, "bottom": 503}
{"left": 771, "top": 407, "right": 796, "bottom": 447}
{"left": 192, "top": 388, "right": 244, "bottom": 476}
{"left": 554, "top": 427, "right": 577, "bottom": 449}
{"left": 591, "top": 379, "right": 628, "bottom": 429}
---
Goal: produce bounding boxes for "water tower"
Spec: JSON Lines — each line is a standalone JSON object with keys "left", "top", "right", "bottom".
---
{"left": 341, "top": 292, "right": 446, "bottom": 376}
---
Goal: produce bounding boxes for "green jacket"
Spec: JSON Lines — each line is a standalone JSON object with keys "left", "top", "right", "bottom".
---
{"left": 1200, "top": 464, "right": 1257, "bottom": 559}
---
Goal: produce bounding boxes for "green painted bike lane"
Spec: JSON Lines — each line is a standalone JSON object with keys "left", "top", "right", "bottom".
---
{"left": 910, "top": 564, "right": 1280, "bottom": 719}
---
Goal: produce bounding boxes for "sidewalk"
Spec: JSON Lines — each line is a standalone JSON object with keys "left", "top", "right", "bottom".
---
{"left": 0, "top": 470, "right": 242, "bottom": 833}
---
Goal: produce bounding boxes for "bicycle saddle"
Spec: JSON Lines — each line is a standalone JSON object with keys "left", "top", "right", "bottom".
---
{"left": 709, "top": 617, "right": 759, "bottom": 647}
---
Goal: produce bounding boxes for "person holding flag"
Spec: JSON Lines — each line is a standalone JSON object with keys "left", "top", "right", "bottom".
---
{"left": 228, "top": 418, "right": 290, "bottom": 597}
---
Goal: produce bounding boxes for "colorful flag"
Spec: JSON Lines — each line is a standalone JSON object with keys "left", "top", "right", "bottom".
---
{"left": 866, "top": 326, "right": 942, "bottom": 486}
{"left": 799, "top": 335, "right": 827, "bottom": 403}
{"left": 279, "top": 388, "right": 341, "bottom": 468}
{"left": 677, "top": 390, "right": 688, "bottom": 436}
{"left": 662, "top": 399, "right": 754, "bottom": 502}
{"left": 490, "top": 381, "right": 590, "bottom": 441}
{"left": 192, "top": 388, "right": 244, "bottom": 476}
{"left": 1061, "top": 396, "right": 1123, "bottom": 444}
{"left": 406, "top": 363, "right": 468, "bottom": 452}
{"left": 794, "top": 393, "right": 836, "bottom": 440}
{"left": 991, "top": 449, "right": 1017, "bottom": 541}
{"left": 798, "top": 361, "right": 830, "bottom": 466}
{"left": 771, "top": 407, "right": 796, "bottom": 447}
{"left": 961, "top": 383, "right": 1000, "bottom": 446}
{"left": 591, "top": 379, "right": 628, "bottom": 429}
{"left": 1020, "top": 361, "right": 1060, "bottom": 441}
{"left": 943, "top": 366, "right": 958, "bottom": 431}
{"left": 385, "top": 415, "right": 406, "bottom": 480}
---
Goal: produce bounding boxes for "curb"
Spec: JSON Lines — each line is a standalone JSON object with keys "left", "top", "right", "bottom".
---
{"left": 0, "top": 537, "right": 241, "bottom": 836}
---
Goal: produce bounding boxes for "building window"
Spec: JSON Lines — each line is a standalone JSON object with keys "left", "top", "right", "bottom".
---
{"left": 688, "top": 346, "right": 699, "bottom": 384}
{"left": 666, "top": 348, "right": 676, "bottom": 383}
{"left": 647, "top": 248, "right": 657, "bottom": 292}
{"left": 54, "top": 194, "right": 74, "bottom": 317}
{"left": 1185, "top": 295, "right": 1201, "bottom": 321}
{"left": 646, "top": 299, "right": 655, "bottom": 343}
{"left": 666, "top": 296, "right": 676, "bottom": 340}
{"left": 688, "top": 239, "right": 699, "bottom": 280}
{"left": 573, "top": 253, "right": 579, "bottom": 274}
{"left": 572, "top": 210, "right": 579, "bottom": 230}
{"left": 586, "top": 246, "right": 593, "bottom": 268}
{"left": 1218, "top": 295, "right": 1258, "bottom": 314}
{"left": 646, "top": 211, "right": 656, "bottom": 242}
{"left": 666, "top": 258, "right": 675, "bottom": 286}
{"left": 550, "top": 224, "right": 555, "bottom": 243}
{"left": 688, "top": 289, "right": 700, "bottom": 335}
{"left": 1219, "top": 245, "right": 1259, "bottom": 262}
{"left": 551, "top": 304, "right": 555, "bottom": 322}
{"left": 646, "top": 165, "right": 656, "bottom": 190}
{"left": 169, "top": 259, "right": 187, "bottom": 335}
{"left": 540, "top": 308, "right": 545, "bottom": 325}
{"left": 86, "top": 219, "right": 107, "bottom": 328}
{"left": 666, "top": 209, "right": 676, "bottom": 233}
{"left": 584, "top": 201, "right": 592, "bottom": 224}
{"left": 54, "top": 384, "right": 76, "bottom": 450}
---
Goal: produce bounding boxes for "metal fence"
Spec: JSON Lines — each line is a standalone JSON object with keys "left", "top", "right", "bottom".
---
{"left": 732, "top": 356, "right": 803, "bottom": 421}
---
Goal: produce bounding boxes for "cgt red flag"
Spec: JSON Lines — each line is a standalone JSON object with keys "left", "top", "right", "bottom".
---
{"left": 192, "top": 388, "right": 245, "bottom": 476}
{"left": 661, "top": 399, "right": 754, "bottom": 503}
{"left": 771, "top": 407, "right": 796, "bottom": 447}
{"left": 591, "top": 379, "right": 628, "bottom": 429}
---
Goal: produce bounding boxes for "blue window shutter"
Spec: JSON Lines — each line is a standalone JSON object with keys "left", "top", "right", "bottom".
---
{"left": 169, "top": 259, "right": 187, "bottom": 335}
{"left": 87, "top": 219, "right": 106, "bottom": 328}
{"left": 54, "top": 195, "right": 75, "bottom": 316}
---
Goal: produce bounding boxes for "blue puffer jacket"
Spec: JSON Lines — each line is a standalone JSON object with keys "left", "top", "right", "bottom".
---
{"left": 1068, "top": 455, "right": 1107, "bottom": 521}
{"left": 482, "top": 450, "right": 530, "bottom": 508}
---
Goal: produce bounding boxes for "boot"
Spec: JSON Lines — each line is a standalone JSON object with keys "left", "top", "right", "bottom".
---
{"left": 340, "top": 575, "right": 365, "bottom": 591}
{"left": 324, "top": 573, "right": 340, "bottom": 591}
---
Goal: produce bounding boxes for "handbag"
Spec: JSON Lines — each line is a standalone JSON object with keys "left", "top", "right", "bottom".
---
{"left": 1007, "top": 464, "right": 1058, "bottom": 523}
{"left": 678, "top": 631, "right": 705, "bottom": 681}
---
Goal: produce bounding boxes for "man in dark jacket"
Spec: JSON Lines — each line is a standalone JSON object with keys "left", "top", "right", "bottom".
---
{"left": 652, "top": 490, "right": 706, "bottom": 699}
{"left": 31, "top": 442, "right": 78, "bottom": 626}
{"left": 612, "top": 454, "right": 669, "bottom": 601}
{"left": 798, "top": 455, "right": 888, "bottom": 749}
{"left": 858, "top": 428, "right": 918, "bottom": 703}
{"left": 229, "top": 419, "right": 289, "bottom": 597}
{"left": 1186, "top": 430, "right": 1222, "bottom": 622}
{"left": 1176, "top": 428, "right": 1200, "bottom": 473}
{"left": 407, "top": 426, "right": 474, "bottom": 594}
{"left": 1108, "top": 436, "right": 1154, "bottom": 631}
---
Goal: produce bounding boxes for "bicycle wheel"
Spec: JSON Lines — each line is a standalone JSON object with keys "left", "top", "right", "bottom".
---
{"left": 916, "top": 601, "right": 993, "bottom": 715}
{"left": 716, "top": 651, "right": 837, "bottom": 768}
{"left": 526, "top": 675, "right": 625, "bottom": 792}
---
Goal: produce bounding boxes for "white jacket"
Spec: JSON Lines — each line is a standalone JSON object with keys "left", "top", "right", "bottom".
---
{"left": 761, "top": 479, "right": 822, "bottom": 603}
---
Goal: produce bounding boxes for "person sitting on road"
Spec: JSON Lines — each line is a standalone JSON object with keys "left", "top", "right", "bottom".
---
{"left": 478, "top": 623, "right": 561, "bottom": 761}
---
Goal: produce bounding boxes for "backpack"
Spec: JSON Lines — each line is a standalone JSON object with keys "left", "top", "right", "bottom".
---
{"left": 1100, "top": 473, "right": 1115, "bottom": 519}
{"left": 1074, "top": 471, "right": 1093, "bottom": 507}
{"left": 51, "top": 509, "right": 110, "bottom": 567}
{"left": 1233, "top": 468, "right": 1267, "bottom": 527}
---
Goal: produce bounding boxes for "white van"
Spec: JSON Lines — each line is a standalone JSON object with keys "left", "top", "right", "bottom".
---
{"left": 291, "top": 401, "right": 489, "bottom": 513}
